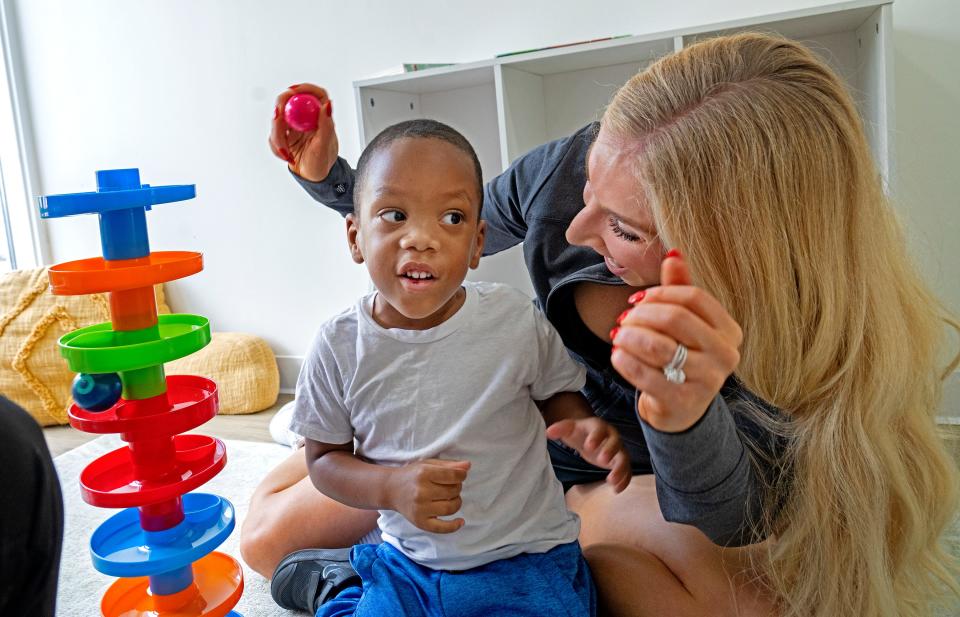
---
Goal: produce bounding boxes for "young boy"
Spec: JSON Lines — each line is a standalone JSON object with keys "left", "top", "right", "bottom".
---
{"left": 285, "top": 119, "right": 630, "bottom": 616}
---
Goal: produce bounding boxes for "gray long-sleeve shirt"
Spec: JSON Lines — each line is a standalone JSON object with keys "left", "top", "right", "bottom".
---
{"left": 292, "top": 123, "right": 789, "bottom": 546}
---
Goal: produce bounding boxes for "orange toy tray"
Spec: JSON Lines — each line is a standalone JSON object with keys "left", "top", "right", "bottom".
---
{"left": 101, "top": 551, "right": 243, "bottom": 617}
{"left": 48, "top": 251, "right": 202, "bottom": 295}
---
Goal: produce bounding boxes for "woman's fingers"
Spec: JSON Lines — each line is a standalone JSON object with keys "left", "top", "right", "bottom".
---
{"left": 620, "top": 301, "right": 725, "bottom": 354}
{"left": 289, "top": 83, "right": 331, "bottom": 102}
{"left": 611, "top": 346, "right": 718, "bottom": 432}
{"left": 611, "top": 346, "right": 711, "bottom": 401}
{"left": 612, "top": 323, "right": 737, "bottom": 386}
{"left": 610, "top": 251, "right": 741, "bottom": 433}
{"left": 269, "top": 84, "right": 332, "bottom": 165}
{"left": 611, "top": 325, "right": 685, "bottom": 371}
{"left": 268, "top": 115, "right": 291, "bottom": 163}
{"left": 660, "top": 250, "right": 692, "bottom": 286}
{"left": 632, "top": 285, "right": 743, "bottom": 348}
{"left": 269, "top": 88, "right": 299, "bottom": 161}
{"left": 273, "top": 84, "right": 330, "bottom": 128}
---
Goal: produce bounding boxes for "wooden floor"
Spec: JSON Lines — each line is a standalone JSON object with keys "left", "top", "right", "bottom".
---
{"left": 42, "top": 394, "right": 294, "bottom": 457}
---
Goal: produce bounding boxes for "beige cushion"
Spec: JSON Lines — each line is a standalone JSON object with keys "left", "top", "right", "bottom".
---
{"left": 167, "top": 332, "right": 279, "bottom": 415}
{"left": 0, "top": 267, "right": 171, "bottom": 426}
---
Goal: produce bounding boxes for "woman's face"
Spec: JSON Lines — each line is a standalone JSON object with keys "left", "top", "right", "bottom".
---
{"left": 566, "top": 128, "right": 665, "bottom": 287}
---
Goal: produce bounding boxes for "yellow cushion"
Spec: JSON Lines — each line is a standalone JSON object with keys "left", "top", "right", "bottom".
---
{"left": 0, "top": 267, "right": 171, "bottom": 426}
{"left": 167, "top": 332, "right": 279, "bottom": 415}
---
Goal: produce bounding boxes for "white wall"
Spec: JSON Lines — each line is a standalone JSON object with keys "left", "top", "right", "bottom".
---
{"left": 12, "top": 0, "right": 960, "bottom": 404}
{"left": 888, "top": 0, "right": 960, "bottom": 418}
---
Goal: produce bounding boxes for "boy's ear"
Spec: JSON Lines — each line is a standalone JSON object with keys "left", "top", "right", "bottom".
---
{"left": 346, "top": 214, "right": 364, "bottom": 264}
{"left": 469, "top": 220, "right": 486, "bottom": 269}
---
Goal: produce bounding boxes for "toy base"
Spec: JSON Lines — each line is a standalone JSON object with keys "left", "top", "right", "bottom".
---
{"left": 101, "top": 551, "right": 243, "bottom": 617}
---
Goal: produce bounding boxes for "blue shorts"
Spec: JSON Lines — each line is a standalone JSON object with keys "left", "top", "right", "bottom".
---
{"left": 316, "top": 540, "right": 596, "bottom": 617}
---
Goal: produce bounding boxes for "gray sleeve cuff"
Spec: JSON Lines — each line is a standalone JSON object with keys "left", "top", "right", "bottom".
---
{"left": 639, "top": 394, "right": 758, "bottom": 546}
{"left": 639, "top": 394, "right": 746, "bottom": 494}
{"left": 290, "top": 157, "right": 355, "bottom": 217}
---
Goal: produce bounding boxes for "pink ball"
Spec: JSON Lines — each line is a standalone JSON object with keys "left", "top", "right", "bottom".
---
{"left": 284, "top": 93, "right": 321, "bottom": 132}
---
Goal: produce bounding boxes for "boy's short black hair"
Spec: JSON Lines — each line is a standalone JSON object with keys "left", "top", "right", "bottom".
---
{"left": 353, "top": 119, "right": 483, "bottom": 217}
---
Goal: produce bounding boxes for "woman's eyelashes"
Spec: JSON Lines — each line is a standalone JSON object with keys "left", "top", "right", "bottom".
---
{"left": 608, "top": 216, "right": 642, "bottom": 242}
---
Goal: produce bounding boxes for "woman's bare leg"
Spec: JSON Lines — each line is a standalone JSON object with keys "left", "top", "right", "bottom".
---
{"left": 239, "top": 448, "right": 378, "bottom": 578}
{"left": 566, "top": 475, "right": 777, "bottom": 617}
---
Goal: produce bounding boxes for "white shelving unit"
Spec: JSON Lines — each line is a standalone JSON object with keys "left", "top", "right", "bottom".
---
{"left": 353, "top": 0, "right": 893, "bottom": 295}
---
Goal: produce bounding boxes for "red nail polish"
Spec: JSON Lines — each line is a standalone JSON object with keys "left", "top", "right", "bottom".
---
{"left": 664, "top": 248, "right": 682, "bottom": 260}
{"left": 616, "top": 309, "right": 630, "bottom": 325}
{"left": 279, "top": 148, "right": 292, "bottom": 163}
{"left": 609, "top": 327, "right": 620, "bottom": 341}
{"left": 289, "top": 83, "right": 299, "bottom": 90}
{"left": 628, "top": 290, "right": 646, "bottom": 304}
{"left": 611, "top": 345, "right": 619, "bottom": 354}
{"left": 326, "top": 101, "right": 333, "bottom": 117}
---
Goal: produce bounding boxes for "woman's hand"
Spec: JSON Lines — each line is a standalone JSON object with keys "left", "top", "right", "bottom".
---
{"left": 268, "top": 83, "right": 339, "bottom": 182}
{"left": 546, "top": 417, "right": 631, "bottom": 493}
{"left": 611, "top": 251, "right": 743, "bottom": 433}
{"left": 387, "top": 459, "right": 471, "bottom": 534}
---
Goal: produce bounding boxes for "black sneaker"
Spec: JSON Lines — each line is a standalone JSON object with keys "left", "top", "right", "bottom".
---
{"left": 270, "top": 548, "right": 361, "bottom": 613}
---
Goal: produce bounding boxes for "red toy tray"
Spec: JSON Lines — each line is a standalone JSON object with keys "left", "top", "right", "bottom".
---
{"left": 68, "top": 375, "right": 218, "bottom": 440}
{"left": 80, "top": 435, "right": 226, "bottom": 509}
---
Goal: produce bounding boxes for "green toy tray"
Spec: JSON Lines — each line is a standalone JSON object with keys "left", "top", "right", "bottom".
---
{"left": 58, "top": 313, "right": 210, "bottom": 373}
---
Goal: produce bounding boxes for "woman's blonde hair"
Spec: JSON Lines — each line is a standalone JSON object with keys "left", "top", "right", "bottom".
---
{"left": 604, "top": 32, "right": 959, "bottom": 616}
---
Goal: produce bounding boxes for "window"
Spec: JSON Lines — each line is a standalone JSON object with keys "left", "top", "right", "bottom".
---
{"left": 0, "top": 1, "right": 43, "bottom": 271}
{"left": 0, "top": 183, "right": 12, "bottom": 272}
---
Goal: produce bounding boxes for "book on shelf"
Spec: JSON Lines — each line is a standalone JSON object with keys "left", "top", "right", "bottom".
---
{"left": 497, "top": 35, "right": 630, "bottom": 58}
{"left": 364, "top": 63, "right": 456, "bottom": 79}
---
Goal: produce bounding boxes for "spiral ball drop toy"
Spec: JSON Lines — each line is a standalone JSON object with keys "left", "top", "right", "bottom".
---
{"left": 39, "top": 169, "right": 243, "bottom": 617}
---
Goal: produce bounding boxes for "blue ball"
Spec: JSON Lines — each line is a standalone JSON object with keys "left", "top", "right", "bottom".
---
{"left": 72, "top": 372, "right": 122, "bottom": 412}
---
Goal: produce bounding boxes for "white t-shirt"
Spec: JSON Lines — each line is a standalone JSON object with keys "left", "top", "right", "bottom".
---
{"left": 290, "top": 281, "right": 585, "bottom": 570}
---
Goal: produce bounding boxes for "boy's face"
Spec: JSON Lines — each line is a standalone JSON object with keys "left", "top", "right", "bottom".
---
{"left": 346, "top": 138, "right": 485, "bottom": 329}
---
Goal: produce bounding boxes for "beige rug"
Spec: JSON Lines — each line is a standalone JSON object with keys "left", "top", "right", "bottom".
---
{"left": 53, "top": 434, "right": 299, "bottom": 616}
{"left": 53, "top": 435, "right": 960, "bottom": 616}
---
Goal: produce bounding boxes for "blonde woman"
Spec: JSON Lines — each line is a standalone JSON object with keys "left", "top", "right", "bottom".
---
{"left": 253, "top": 33, "right": 958, "bottom": 616}
{"left": 576, "top": 32, "right": 959, "bottom": 616}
